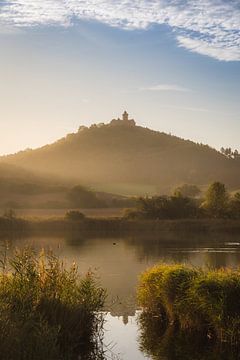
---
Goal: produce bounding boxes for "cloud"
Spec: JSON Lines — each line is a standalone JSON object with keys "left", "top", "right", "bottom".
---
{"left": 0, "top": 0, "right": 239, "bottom": 61}
{"left": 140, "top": 84, "right": 192, "bottom": 92}
{"left": 177, "top": 36, "right": 240, "bottom": 62}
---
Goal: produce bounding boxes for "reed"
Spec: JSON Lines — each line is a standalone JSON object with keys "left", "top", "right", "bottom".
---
{"left": 0, "top": 247, "right": 106, "bottom": 360}
{"left": 138, "top": 264, "right": 240, "bottom": 346}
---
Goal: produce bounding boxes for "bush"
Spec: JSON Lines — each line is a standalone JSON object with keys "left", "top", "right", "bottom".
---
{"left": 125, "top": 195, "right": 199, "bottom": 220}
{"left": 124, "top": 182, "right": 240, "bottom": 220}
{"left": 65, "top": 210, "right": 85, "bottom": 221}
{"left": 138, "top": 264, "right": 240, "bottom": 345}
{"left": 0, "top": 248, "right": 106, "bottom": 359}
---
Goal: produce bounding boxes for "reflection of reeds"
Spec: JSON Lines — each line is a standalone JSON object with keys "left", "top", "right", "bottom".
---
{"left": 0, "top": 247, "right": 106, "bottom": 359}
{"left": 138, "top": 264, "right": 240, "bottom": 349}
{"left": 138, "top": 312, "right": 239, "bottom": 360}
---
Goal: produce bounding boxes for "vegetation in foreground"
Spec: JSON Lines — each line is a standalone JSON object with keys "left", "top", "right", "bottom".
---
{"left": 138, "top": 264, "right": 240, "bottom": 348}
{"left": 0, "top": 247, "right": 106, "bottom": 360}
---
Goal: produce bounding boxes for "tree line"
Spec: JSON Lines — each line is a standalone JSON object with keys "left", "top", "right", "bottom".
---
{"left": 125, "top": 182, "right": 240, "bottom": 220}
{"left": 220, "top": 147, "right": 240, "bottom": 160}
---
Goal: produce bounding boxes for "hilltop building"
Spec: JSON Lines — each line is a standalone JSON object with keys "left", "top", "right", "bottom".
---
{"left": 110, "top": 111, "right": 136, "bottom": 127}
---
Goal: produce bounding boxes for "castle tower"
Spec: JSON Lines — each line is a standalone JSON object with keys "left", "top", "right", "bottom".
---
{"left": 122, "top": 111, "right": 129, "bottom": 122}
{"left": 110, "top": 111, "right": 136, "bottom": 127}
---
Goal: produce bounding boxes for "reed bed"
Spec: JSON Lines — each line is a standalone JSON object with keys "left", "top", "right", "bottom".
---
{"left": 138, "top": 264, "right": 240, "bottom": 347}
{"left": 0, "top": 247, "right": 106, "bottom": 360}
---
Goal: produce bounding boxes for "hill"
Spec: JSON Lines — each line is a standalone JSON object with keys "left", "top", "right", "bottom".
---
{"left": 1, "top": 117, "right": 240, "bottom": 195}
{"left": 0, "top": 163, "right": 131, "bottom": 209}
{"left": 0, "top": 163, "right": 68, "bottom": 209}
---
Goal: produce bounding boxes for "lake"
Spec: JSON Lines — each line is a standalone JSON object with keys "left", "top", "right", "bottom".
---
{"left": 1, "top": 231, "right": 240, "bottom": 359}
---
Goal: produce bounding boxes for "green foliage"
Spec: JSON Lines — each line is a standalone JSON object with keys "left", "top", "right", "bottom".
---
{"left": 138, "top": 264, "right": 240, "bottom": 346}
{"left": 202, "top": 182, "right": 229, "bottom": 218}
{"left": 0, "top": 248, "right": 106, "bottom": 360}
{"left": 68, "top": 186, "right": 106, "bottom": 208}
{"left": 65, "top": 210, "right": 85, "bottom": 221}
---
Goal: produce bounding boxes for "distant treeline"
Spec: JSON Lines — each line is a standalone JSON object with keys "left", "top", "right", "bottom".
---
{"left": 125, "top": 182, "right": 240, "bottom": 220}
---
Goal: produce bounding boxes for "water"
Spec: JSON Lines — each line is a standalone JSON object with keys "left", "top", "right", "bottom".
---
{"left": 1, "top": 231, "right": 240, "bottom": 359}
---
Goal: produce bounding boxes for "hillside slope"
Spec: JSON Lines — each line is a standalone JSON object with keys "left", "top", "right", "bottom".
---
{"left": 1, "top": 123, "right": 240, "bottom": 195}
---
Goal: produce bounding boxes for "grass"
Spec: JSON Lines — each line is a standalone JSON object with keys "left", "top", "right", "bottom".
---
{"left": 0, "top": 247, "right": 106, "bottom": 360}
{"left": 138, "top": 264, "right": 240, "bottom": 347}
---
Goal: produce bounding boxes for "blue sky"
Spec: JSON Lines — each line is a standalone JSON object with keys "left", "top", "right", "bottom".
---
{"left": 0, "top": 0, "right": 239, "bottom": 154}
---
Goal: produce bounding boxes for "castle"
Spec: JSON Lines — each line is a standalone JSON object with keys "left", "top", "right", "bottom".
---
{"left": 110, "top": 111, "right": 136, "bottom": 127}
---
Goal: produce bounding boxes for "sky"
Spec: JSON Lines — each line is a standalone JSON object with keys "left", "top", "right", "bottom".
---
{"left": 0, "top": 0, "right": 239, "bottom": 155}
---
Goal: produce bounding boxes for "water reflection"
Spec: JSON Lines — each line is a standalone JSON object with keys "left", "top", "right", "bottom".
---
{"left": 138, "top": 312, "right": 240, "bottom": 360}
{"left": 1, "top": 231, "right": 240, "bottom": 311}
{"left": 1, "top": 231, "right": 240, "bottom": 359}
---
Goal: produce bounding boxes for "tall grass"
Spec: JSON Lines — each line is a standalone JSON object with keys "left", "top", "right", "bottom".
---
{"left": 139, "top": 312, "right": 239, "bottom": 360}
{"left": 138, "top": 264, "right": 240, "bottom": 346}
{"left": 0, "top": 247, "right": 106, "bottom": 360}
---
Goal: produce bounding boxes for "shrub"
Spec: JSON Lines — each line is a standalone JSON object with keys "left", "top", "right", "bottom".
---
{"left": 65, "top": 210, "right": 85, "bottom": 221}
{"left": 0, "top": 248, "right": 106, "bottom": 359}
{"left": 138, "top": 264, "right": 240, "bottom": 346}
{"left": 125, "top": 195, "right": 199, "bottom": 220}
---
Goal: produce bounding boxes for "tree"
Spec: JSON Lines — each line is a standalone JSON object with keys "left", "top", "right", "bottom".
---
{"left": 229, "top": 192, "right": 240, "bottom": 218}
{"left": 233, "top": 149, "right": 239, "bottom": 160}
{"left": 202, "top": 182, "right": 229, "bottom": 218}
{"left": 220, "top": 147, "right": 240, "bottom": 160}
{"left": 174, "top": 184, "right": 201, "bottom": 198}
{"left": 128, "top": 194, "right": 198, "bottom": 220}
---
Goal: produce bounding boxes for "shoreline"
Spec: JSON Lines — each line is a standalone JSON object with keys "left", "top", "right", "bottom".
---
{"left": 1, "top": 217, "right": 240, "bottom": 236}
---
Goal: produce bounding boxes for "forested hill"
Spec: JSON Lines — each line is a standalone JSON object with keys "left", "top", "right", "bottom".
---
{"left": 1, "top": 123, "right": 240, "bottom": 195}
